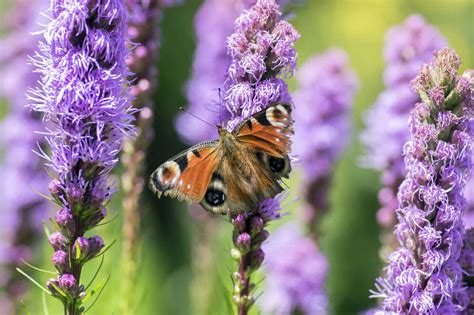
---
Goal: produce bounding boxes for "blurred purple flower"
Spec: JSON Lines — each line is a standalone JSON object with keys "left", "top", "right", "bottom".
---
{"left": 0, "top": 0, "right": 49, "bottom": 312}
{"left": 222, "top": 1, "right": 299, "bottom": 313}
{"left": 371, "top": 48, "right": 473, "bottom": 313}
{"left": 176, "top": 0, "right": 255, "bottom": 144}
{"left": 293, "top": 49, "right": 358, "bottom": 228}
{"left": 361, "top": 15, "right": 447, "bottom": 233}
{"left": 260, "top": 223, "right": 328, "bottom": 315}
{"left": 28, "top": 0, "right": 135, "bottom": 311}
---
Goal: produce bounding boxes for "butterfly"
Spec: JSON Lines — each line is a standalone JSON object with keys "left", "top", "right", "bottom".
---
{"left": 148, "top": 103, "right": 294, "bottom": 214}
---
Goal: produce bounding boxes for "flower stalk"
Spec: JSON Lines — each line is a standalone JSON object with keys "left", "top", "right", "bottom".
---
{"left": 29, "top": 0, "right": 135, "bottom": 313}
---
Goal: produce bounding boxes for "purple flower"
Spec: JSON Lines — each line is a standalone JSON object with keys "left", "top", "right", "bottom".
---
{"left": 0, "top": 0, "right": 49, "bottom": 312}
{"left": 28, "top": 0, "right": 135, "bottom": 311}
{"left": 260, "top": 223, "right": 328, "bottom": 315}
{"left": 222, "top": 0, "right": 298, "bottom": 131}
{"left": 293, "top": 49, "right": 358, "bottom": 229}
{"left": 175, "top": 0, "right": 256, "bottom": 144}
{"left": 371, "top": 48, "right": 473, "bottom": 313}
{"left": 181, "top": 1, "right": 298, "bottom": 313}
{"left": 360, "top": 16, "right": 447, "bottom": 256}
{"left": 229, "top": 192, "right": 284, "bottom": 312}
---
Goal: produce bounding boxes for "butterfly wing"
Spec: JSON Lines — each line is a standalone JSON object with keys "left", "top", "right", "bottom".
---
{"left": 148, "top": 141, "right": 222, "bottom": 204}
{"left": 209, "top": 103, "right": 294, "bottom": 212}
{"left": 233, "top": 103, "right": 293, "bottom": 158}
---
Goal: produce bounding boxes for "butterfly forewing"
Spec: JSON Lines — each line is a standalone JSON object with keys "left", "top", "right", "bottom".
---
{"left": 234, "top": 103, "right": 293, "bottom": 157}
{"left": 149, "top": 141, "right": 221, "bottom": 203}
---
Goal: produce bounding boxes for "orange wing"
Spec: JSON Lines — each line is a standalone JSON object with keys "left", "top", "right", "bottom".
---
{"left": 148, "top": 141, "right": 221, "bottom": 203}
{"left": 233, "top": 103, "right": 293, "bottom": 157}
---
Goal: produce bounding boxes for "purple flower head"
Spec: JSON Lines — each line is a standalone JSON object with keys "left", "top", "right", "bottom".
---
{"left": 175, "top": 0, "right": 256, "bottom": 144}
{"left": 361, "top": 16, "right": 447, "bottom": 239}
{"left": 29, "top": 0, "right": 134, "bottom": 310}
{"left": 223, "top": 0, "right": 299, "bottom": 130}
{"left": 293, "top": 49, "right": 358, "bottom": 221}
{"left": 371, "top": 48, "right": 473, "bottom": 313}
{"left": 260, "top": 223, "right": 328, "bottom": 315}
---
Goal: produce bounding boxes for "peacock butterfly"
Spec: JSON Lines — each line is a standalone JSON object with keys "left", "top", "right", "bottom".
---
{"left": 149, "top": 103, "right": 293, "bottom": 214}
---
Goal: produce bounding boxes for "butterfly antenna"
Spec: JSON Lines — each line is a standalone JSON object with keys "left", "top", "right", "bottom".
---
{"left": 179, "top": 107, "right": 214, "bottom": 127}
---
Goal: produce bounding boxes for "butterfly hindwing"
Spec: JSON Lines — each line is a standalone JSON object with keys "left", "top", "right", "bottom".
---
{"left": 149, "top": 141, "right": 221, "bottom": 204}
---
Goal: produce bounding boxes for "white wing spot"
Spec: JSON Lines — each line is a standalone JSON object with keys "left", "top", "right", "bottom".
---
{"left": 275, "top": 138, "right": 280, "bottom": 142}
{"left": 187, "top": 184, "right": 191, "bottom": 189}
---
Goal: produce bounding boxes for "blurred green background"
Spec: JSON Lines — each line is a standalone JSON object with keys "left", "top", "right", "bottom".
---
{"left": 10, "top": 0, "right": 472, "bottom": 314}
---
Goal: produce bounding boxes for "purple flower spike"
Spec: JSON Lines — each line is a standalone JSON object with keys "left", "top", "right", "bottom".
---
{"left": 223, "top": 0, "right": 299, "bottom": 131}
{"left": 176, "top": 0, "right": 255, "bottom": 144}
{"left": 0, "top": 0, "right": 50, "bottom": 311}
{"left": 361, "top": 16, "right": 447, "bottom": 254}
{"left": 221, "top": 2, "right": 298, "bottom": 313}
{"left": 260, "top": 223, "right": 328, "bottom": 315}
{"left": 293, "top": 48, "right": 358, "bottom": 231}
{"left": 28, "top": 0, "right": 135, "bottom": 311}
{"left": 371, "top": 48, "right": 473, "bottom": 314}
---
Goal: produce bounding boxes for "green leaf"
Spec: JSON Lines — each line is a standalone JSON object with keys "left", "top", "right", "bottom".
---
{"left": 75, "top": 240, "right": 82, "bottom": 260}
{"left": 42, "top": 221, "right": 51, "bottom": 239}
{"left": 85, "top": 255, "right": 105, "bottom": 291}
{"left": 94, "top": 213, "right": 119, "bottom": 227}
{"left": 20, "top": 300, "right": 31, "bottom": 315}
{"left": 21, "top": 259, "right": 56, "bottom": 275}
{"left": 16, "top": 267, "right": 52, "bottom": 296}
{"left": 42, "top": 292, "right": 50, "bottom": 315}
{"left": 92, "top": 239, "right": 116, "bottom": 259}
{"left": 82, "top": 275, "right": 111, "bottom": 313}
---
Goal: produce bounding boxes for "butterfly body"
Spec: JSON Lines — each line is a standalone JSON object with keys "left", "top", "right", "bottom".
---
{"left": 149, "top": 103, "right": 293, "bottom": 214}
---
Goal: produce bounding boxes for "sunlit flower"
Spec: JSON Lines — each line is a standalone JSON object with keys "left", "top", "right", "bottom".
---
{"left": 371, "top": 48, "right": 473, "bottom": 313}
{"left": 28, "top": 0, "right": 135, "bottom": 311}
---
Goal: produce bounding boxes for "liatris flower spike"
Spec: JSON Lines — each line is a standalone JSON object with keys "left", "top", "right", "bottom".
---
{"left": 293, "top": 48, "right": 358, "bottom": 233}
{"left": 371, "top": 48, "right": 473, "bottom": 313}
{"left": 260, "top": 223, "right": 328, "bottom": 315}
{"left": 223, "top": 1, "right": 298, "bottom": 314}
{"left": 361, "top": 15, "right": 447, "bottom": 255}
{"left": 27, "top": 0, "right": 135, "bottom": 313}
{"left": 0, "top": 0, "right": 49, "bottom": 313}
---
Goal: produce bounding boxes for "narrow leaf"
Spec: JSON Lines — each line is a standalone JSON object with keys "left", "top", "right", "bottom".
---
{"left": 16, "top": 267, "right": 51, "bottom": 296}
{"left": 82, "top": 275, "right": 110, "bottom": 305}
{"left": 21, "top": 259, "right": 56, "bottom": 275}
{"left": 42, "top": 292, "right": 50, "bottom": 315}
{"left": 85, "top": 255, "right": 104, "bottom": 291}
{"left": 42, "top": 221, "right": 51, "bottom": 239}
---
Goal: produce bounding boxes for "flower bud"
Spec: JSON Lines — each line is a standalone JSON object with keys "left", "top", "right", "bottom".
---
{"left": 249, "top": 217, "right": 264, "bottom": 236}
{"left": 55, "top": 208, "right": 76, "bottom": 237}
{"left": 88, "top": 235, "right": 105, "bottom": 257}
{"left": 236, "top": 233, "right": 251, "bottom": 254}
{"left": 48, "top": 179, "right": 63, "bottom": 199}
{"left": 59, "top": 274, "right": 77, "bottom": 297}
{"left": 73, "top": 236, "right": 104, "bottom": 262}
{"left": 249, "top": 249, "right": 264, "bottom": 270}
{"left": 233, "top": 214, "right": 246, "bottom": 233}
{"left": 52, "top": 250, "right": 69, "bottom": 273}
{"left": 83, "top": 207, "right": 107, "bottom": 229}
{"left": 49, "top": 232, "right": 68, "bottom": 251}
{"left": 46, "top": 278, "right": 62, "bottom": 297}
